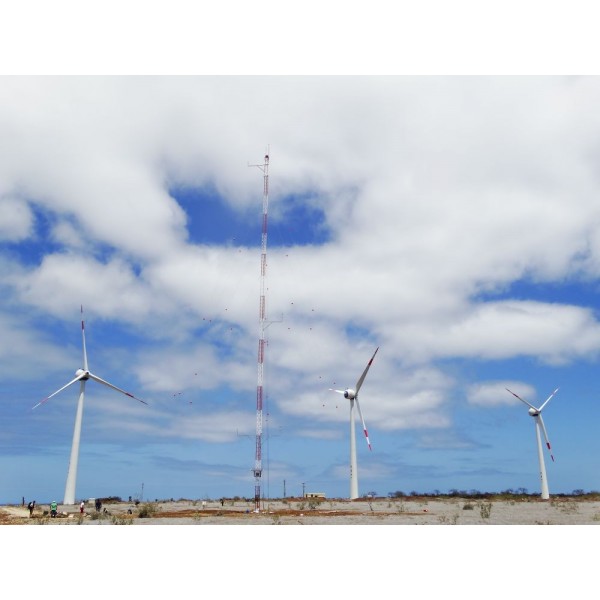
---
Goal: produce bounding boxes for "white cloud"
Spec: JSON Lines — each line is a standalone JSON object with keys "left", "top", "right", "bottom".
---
{"left": 9, "top": 253, "right": 157, "bottom": 321}
{"left": 155, "top": 410, "right": 255, "bottom": 444}
{"left": 3, "top": 75, "right": 600, "bottom": 441}
{"left": 0, "top": 313, "right": 73, "bottom": 380}
{"left": 467, "top": 381, "right": 537, "bottom": 407}
{"left": 0, "top": 196, "right": 32, "bottom": 241}
{"left": 393, "top": 301, "right": 600, "bottom": 365}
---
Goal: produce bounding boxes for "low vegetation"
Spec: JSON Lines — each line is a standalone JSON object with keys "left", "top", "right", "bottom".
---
{"left": 385, "top": 489, "right": 600, "bottom": 502}
{"left": 137, "top": 503, "right": 160, "bottom": 518}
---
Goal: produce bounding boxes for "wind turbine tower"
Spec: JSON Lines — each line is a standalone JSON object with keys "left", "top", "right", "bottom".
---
{"left": 32, "top": 307, "right": 146, "bottom": 505}
{"left": 506, "top": 387, "right": 558, "bottom": 500}
{"left": 330, "top": 347, "right": 378, "bottom": 499}
{"left": 249, "top": 151, "right": 270, "bottom": 511}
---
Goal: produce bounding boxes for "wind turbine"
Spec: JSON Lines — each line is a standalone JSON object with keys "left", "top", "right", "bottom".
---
{"left": 32, "top": 307, "right": 147, "bottom": 505}
{"left": 505, "top": 387, "right": 558, "bottom": 500}
{"left": 330, "top": 347, "right": 379, "bottom": 500}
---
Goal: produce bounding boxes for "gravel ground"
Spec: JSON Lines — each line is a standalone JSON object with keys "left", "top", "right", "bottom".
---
{"left": 3, "top": 496, "right": 600, "bottom": 525}
{"left": 3, "top": 496, "right": 596, "bottom": 596}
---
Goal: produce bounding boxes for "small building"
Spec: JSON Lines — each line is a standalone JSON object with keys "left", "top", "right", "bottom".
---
{"left": 304, "top": 492, "right": 326, "bottom": 499}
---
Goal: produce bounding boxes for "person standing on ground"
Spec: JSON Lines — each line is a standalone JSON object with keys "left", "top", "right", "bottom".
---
{"left": 50, "top": 501, "right": 58, "bottom": 518}
{"left": 27, "top": 500, "right": 35, "bottom": 517}
{"left": 79, "top": 500, "right": 85, "bottom": 515}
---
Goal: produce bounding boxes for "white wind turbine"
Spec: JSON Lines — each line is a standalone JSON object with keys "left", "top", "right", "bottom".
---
{"left": 330, "top": 347, "right": 379, "bottom": 500}
{"left": 505, "top": 386, "right": 558, "bottom": 500}
{"left": 32, "top": 308, "right": 147, "bottom": 505}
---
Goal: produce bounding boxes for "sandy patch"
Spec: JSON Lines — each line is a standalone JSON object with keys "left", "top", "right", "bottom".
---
{"left": 3, "top": 496, "right": 600, "bottom": 525}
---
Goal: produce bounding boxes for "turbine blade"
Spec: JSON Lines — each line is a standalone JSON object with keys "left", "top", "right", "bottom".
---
{"left": 31, "top": 374, "right": 85, "bottom": 410}
{"left": 354, "top": 397, "right": 372, "bottom": 451}
{"left": 538, "top": 414, "right": 555, "bottom": 462}
{"left": 505, "top": 387, "right": 538, "bottom": 411}
{"left": 539, "top": 387, "right": 559, "bottom": 412}
{"left": 81, "top": 305, "right": 89, "bottom": 372}
{"left": 88, "top": 372, "right": 148, "bottom": 405}
{"left": 329, "top": 388, "right": 345, "bottom": 395}
{"left": 355, "top": 347, "right": 379, "bottom": 395}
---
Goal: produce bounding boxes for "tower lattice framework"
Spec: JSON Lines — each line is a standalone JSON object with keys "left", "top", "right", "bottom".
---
{"left": 250, "top": 152, "right": 269, "bottom": 511}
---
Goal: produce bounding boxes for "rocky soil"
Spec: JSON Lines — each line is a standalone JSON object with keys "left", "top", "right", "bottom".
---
{"left": 3, "top": 496, "right": 600, "bottom": 525}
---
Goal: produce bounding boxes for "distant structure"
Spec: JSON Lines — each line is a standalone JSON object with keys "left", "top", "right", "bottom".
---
{"left": 249, "top": 151, "right": 270, "bottom": 511}
{"left": 305, "top": 492, "right": 326, "bottom": 499}
{"left": 505, "top": 386, "right": 559, "bottom": 500}
{"left": 330, "top": 347, "right": 378, "bottom": 499}
{"left": 31, "top": 306, "right": 147, "bottom": 505}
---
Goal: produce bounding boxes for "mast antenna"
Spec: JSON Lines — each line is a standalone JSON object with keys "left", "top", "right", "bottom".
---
{"left": 248, "top": 148, "right": 270, "bottom": 512}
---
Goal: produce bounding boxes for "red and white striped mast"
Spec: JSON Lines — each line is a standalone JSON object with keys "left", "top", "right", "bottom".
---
{"left": 249, "top": 150, "right": 269, "bottom": 511}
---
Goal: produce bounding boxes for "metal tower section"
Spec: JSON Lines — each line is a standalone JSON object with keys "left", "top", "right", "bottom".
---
{"left": 250, "top": 151, "right": 270, "bottom": 511}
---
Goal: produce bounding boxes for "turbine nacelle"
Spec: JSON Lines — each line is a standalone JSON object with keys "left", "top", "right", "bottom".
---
{"left": 344, "top": 388, "right": 357, "bottom": 400}
{"left": 528, "top": 407, "right": 539, "bottom": 417}
{"left": 76, "top": 368, "right": 90, "bottom": 380}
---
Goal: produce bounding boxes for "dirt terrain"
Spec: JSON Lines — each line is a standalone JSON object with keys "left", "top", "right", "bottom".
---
{"left": 2, "top": 496, "right": 600, "bottom": 525}
{"left": 3, "top": 496, "right": 595, "bottom": 599}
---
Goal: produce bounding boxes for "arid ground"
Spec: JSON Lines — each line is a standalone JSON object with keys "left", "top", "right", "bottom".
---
{"left": 3, "top": 496, "right": 596, "bottom": 598}
{"left": 2, "top": 495, "right": 600, "bottom": 525}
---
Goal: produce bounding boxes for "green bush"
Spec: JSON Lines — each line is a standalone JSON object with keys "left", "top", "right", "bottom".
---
{"left": 138, "top": 503, "right": 158, "bottom": 518}
{"left": 478, "top": 501, "right": 492, "bottom": 519}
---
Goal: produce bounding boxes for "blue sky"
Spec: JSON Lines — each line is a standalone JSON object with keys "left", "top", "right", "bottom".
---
{"left": 2, "top": 75, "right": 600, "bottom": 507}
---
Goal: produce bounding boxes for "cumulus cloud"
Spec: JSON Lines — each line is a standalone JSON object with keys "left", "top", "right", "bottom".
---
{"left": 0, "top": 196, "right": 32, "bottom": 241}
{"left": 3, "top": 75, "right": 600, "bottom": 444}
{"left": 0, "top": 312, "right": 73, "bottom": 380}
{"left": 467, "top": 381, "right": 537, "bottom": 407}
{"left": 393, "top": 301, "right": 600, "bottom": 365}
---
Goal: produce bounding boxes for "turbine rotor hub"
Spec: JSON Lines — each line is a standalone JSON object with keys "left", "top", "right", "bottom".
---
{"left": 76, "top": 368, "right": 90, "bottom": 380}
{"left": 344, "top": 389, "right": 356, "bottom": 400}
{"left": 528, "top": 407, "right": 539, "bottom": 417}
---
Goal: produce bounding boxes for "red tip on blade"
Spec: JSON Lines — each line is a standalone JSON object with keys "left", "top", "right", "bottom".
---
{"left": 31, "top": 397, "right": 49, "bottom": 410}
{"left": 368, "top": 349, "right": 379, "bottom": 366}
{"left": 363, "top": 429, "right": 372, "bottom": 450}
{"left": 547, "top": 442, "right": 555, "bottom": 461}
{"left": 126, "top": 392, "right": 148, "bottom": 405}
